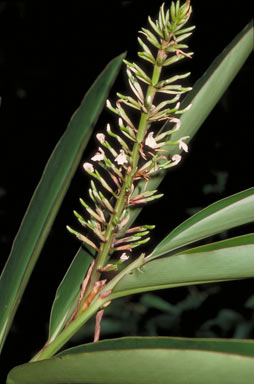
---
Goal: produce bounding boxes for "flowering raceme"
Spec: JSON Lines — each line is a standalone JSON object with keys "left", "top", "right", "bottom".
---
{"left": 67, "top": 0, "right": 195, "bottom": 327}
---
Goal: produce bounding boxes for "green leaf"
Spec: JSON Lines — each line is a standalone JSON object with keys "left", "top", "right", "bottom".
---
{"left": 127, "top": 20, "right": 253, "bottom": 230}
{"left": 110, "top": 235, "right": 254, "bottom": 299}
{"left": 56, "top": 336, "right": 254, "bottom": 357}
{"left": 48, "top": 248, "right": 94, "bottom": 342}
{"left": 150, "top": 188, "right": 254, "bottom": 259}
{"left": 0, "top": 52, "right": 126, "bottom": 354}
{"left": 7, "top": 337, "right": 254, "bottom": 384}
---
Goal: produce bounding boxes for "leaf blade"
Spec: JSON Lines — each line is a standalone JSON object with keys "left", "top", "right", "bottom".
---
{"left": 7, "top": 337, "right": 254, "bottom": 384}
{"left": 0, "top": 53, "right": 126, "bottom": 353}
{"left": 48, "top": 248, "right": 94, "bottom": 342}
{"left": 57, "top": 336, "right": 254, "bottom": 357}
{"left": 150, "top": 188, "right": 254, "bottom": 259}
{"left": 111, "top": 235, "right": 254, "bottom": 299}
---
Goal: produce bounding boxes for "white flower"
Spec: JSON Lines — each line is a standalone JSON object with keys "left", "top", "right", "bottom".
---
{"left": 170, "top": 117, "right": 181, "bottom": 131}
{"left": 120, "top": 253, "right": 129, "bottom": 261}
{"left": 115, "top": 149, "right": 128, "bottom": 165}
{"left": 91, "top": 147, "right": 105, "bottom": 162}
{"left": 96, "top": 133, "right": 105, "bottom": 144}
{"left": 172, "top": 154, "right": 182, "bottom": 165}
{"left": 83, "top": 162, "right": 94, "bottom": 173}
{"left": 145, "top": 132, "right": 157, "bottom": 149}
{"left": 178, "top": 136, "right": 190, "bottom": 153}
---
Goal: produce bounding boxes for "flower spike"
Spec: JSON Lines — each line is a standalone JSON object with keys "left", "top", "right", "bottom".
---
{"left": 67, "top": 1, "right": 194, "bottom": 324}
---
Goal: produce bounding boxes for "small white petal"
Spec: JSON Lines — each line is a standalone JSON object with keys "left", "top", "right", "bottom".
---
{"left": 178, "top": 136, "right": 190, "bottom": 153}
{"left": 83, "top": 162, "right": 94, "bottom": 173}
{"left": 115, "top": 149, "right": 128, "bottom": 165}
{"left": 106, "top": 123, "right": 111, "bottom": 133}
{"left": 170, "top": 117, "right": 181, "bottom": 130}
{"left": 96, "top": 133, "right": 105, "bottom": 143}
{"left": 179, "top": 142, "right": 188, "bottom": 152}
{"left": 172, "top": 154, "right": 182, "bottom": 165}
{"left": 91, "top": 147, "right": 105, "bottom": 161}
{"left": 120, "top": 253, "right": 129, "bottom": 261}
{"left": 118, "top": 118, "right": 123, "bottom": 126}
{"left": 145, "top": 132, "right": 157, "bottom": 149}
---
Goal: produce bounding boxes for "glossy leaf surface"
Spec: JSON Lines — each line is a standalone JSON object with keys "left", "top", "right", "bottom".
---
{"left": 56, "top": 336, "right": 254, "bottom": 357}
{"left": 150, "top": 188, "right": 254, "bottom": 259}
{"left": 48, "top": 248, "right": 93, "bottom": 342}
{"left": 7, "top": 337, "right": 254, "bottom": 384}
{"left": 110, "top": 235, "right": 254, "bottom": 299}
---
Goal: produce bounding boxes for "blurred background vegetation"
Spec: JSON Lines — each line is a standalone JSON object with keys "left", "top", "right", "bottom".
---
{"left": 0, "top": 0, "right": 253, "bottom": 381}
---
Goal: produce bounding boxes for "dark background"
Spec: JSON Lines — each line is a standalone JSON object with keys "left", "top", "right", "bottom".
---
{"left": 0, "top": 0, "right": 253, "bottom": 381}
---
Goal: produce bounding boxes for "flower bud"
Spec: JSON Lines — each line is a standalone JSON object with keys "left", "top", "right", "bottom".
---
{"left": 83, "top": 162, "right": 94, "bottom": 173}
{"left": 96, "top": 133, "right": 105, "bottom": 144}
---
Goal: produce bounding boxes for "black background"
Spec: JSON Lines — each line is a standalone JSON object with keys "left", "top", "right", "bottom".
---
{"left": 0, "top": 0, "right": 253, "bottom": 381}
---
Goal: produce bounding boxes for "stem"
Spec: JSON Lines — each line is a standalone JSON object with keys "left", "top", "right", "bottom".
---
{"left": 30, "top": 254, "right": 145, "bottom": 362}
{"left": 30, "top": 299, "right": 102, "bottom": 362}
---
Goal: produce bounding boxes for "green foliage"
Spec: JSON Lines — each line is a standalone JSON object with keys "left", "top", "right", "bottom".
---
{"left": 111, "top": 235, "right": 254, "bottom": 298}
{"left": 150, "top": 188, "right": 254, "bottom": 258}
{"left": 1, "top": 1, "right": 254, "bottom": 383}
{"left": 48, "top": 248, "right": 94, "bottom": 342}
{"left": 7, "top": 338, "right": 254, "bottom": 384}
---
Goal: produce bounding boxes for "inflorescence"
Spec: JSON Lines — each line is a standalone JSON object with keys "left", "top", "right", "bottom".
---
{"left": 67, "top": 1, "right": 195, "bottom": 271}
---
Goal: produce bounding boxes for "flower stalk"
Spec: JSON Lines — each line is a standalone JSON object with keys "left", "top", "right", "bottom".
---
{"left": 73, "top": 0, "right": 194, "bottom": 322}
{"left": 32, "top": 0, "right": 195, "bottom": 361}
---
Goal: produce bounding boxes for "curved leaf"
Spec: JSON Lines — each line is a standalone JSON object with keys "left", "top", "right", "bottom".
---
{"left": 126, "top": 21, "right": 253, "bottom": 230}
{"left": 150, "top": 188, "right": 254, "bottom": 259}
{"left": 110, "top": 235, "right": 254, "bottom": 299}
{"left": 0, "top": 52, "right": 126, "bottom": 354}
{"left": 48, "top": 248, "right": 94, "bottom": 342}
{"left": 7, "top": 337, "right": 254, "bottom": 384}
{"left": 56, "top": 336, "right": 254, "bottom": 357}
